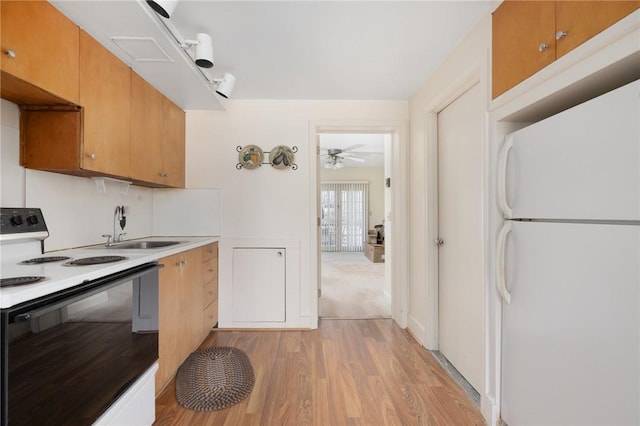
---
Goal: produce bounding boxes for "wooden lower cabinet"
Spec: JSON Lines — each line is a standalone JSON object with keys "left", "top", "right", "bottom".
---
{"left": 202, "top": 243, "right": 219, "bottom": 336}
{"left": 156, "top": 243, "right": 218, "bottom": 395}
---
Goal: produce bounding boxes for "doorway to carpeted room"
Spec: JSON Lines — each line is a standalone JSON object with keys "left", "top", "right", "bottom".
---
{"left": 319, "top": 251, "right": 391, "bottom": 319}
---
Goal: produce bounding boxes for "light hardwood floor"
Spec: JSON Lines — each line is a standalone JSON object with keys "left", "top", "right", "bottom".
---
{"left": 154, "top": 319, "right": 485, "bottom": 425}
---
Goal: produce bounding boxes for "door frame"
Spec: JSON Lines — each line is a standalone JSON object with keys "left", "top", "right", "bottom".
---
{"left": 422, "top": 62, "right": 492, "bottom": 415}
{"left": 308, "top": 120, "right": 409, "bottom": 328}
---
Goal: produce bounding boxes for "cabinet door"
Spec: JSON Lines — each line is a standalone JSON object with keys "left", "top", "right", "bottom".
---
{"left": 79, "top": 30, "right": 130, "bottom": 177}
{"left": 130, "top": 71, "right": 163, "bottom": 184}
{"left": 555, "top": 1, "right": 640, "bottom": 58}
{"left": 232, "top": 248, "right": 286, "bottom": 322}
{"left": 181, "top": 248, "right": 203, "bottom": 355}
{"left": 0, "top": 1, "right": 79, "bottom": 104}
{"left": 156, "top": 252, "right": 182, "bottom": 394}
{"left": 492, "top": 1, "right": 555, "bottom": 98}
{"left": 161, "top": 96, "right": 186, "bottom": 188}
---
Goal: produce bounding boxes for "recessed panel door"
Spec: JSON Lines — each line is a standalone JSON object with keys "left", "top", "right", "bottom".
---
{"left": 232, "top": 248, "right": 285, "bottom": 322}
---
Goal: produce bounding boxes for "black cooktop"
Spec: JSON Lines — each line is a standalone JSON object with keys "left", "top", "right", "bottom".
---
{"left": 62, "top": 256, "right": 128, "bottom": 266}
{"left": 19, "top": 256, "right": 71, "bottom": 265}
{"left": 1, "top": 276, "right": 47, "bottom": 287}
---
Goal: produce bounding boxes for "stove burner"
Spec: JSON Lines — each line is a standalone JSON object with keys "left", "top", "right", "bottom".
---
{"left": 19, "top": 256, "right": 71, "bottom": 265}
{"left": 1, "top": 276, "right": 46, "bottom": 287}
{"left": 62, "top": 256, "right": 128, "bottom": 266}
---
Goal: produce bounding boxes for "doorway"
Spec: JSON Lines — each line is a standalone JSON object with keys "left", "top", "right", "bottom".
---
{"left": 436, "top": 83, "right": 483, "bottom": 394}
{"left": 317, "top": 133, "right": 391, "bottom": 319}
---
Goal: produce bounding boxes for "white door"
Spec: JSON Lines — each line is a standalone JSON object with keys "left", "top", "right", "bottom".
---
{"left": 500, "top": 221, "right": 640, "bottom": 425}
{"left": 232, "top": 248, "right": 286, "bottom": 322}
{"left": 437, "top": 83, "right": 483, "bottom": 392}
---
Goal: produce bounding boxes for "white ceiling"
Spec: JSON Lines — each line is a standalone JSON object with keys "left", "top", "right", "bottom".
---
{"left": 52, "top": 0, "right": 495, "bottom": 110}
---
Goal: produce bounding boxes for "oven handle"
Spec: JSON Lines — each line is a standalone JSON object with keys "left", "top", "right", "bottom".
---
{"left": 11, "top": 262, "right": 162, "bottom": 323}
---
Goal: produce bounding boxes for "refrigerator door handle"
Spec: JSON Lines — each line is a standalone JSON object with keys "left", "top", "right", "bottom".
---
{"left": 496, "top": 221, "right": 512, "bottom": 304}
{"left": 497, "top": 135, "right": 514, "bottom": 219}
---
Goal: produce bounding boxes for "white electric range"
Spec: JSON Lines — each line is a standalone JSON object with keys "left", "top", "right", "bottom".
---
{"left": 0, "top": 208, "right": 157, "bottom": 309}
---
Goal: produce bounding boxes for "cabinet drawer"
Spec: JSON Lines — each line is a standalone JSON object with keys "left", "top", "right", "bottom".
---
{"left": 202, "top": 242, "right": 218, "bottom": 262}
{"left": 202, "top": 300, "right": 218, "bottom": 332}
{"left": 203, "top": 279, "right": 218, "bottom": 308}
{"left": 202, "top": 258, "right": 218, "bottom": 284}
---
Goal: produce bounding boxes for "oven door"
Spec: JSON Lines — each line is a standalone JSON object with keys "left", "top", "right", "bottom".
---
{"left": 1, "top": 262, "right": 160, "bottom": 426}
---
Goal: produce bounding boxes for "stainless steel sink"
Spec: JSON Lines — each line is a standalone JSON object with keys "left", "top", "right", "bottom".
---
{"left": 89, "top": 240, "right": 183, "bottom": 249}
{"left": 114, "top": 240, "right": 182, "bottom": 249}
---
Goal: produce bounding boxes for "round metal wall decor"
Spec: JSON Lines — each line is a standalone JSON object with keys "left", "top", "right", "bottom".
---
{"left": 269, "top": 145, "right": 295, "bottom": 169}
{"left": 238, "top": 145, "right": 264, "bottom": 169}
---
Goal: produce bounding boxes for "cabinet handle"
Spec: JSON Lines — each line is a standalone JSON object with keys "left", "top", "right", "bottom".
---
{"left": 5, "top": 49, "right": 15, "bottom": 58}
{"left": 88, "top": 153, "right": 96, "bottom": 160}
{"left": 159, "top": 172, "right": 168, "bottom": 177}
{"left": 538, "top": 43, "right": 550, "bottom": 52}
{"left": 555, "top": 30, "right": 567, "bottom": 40}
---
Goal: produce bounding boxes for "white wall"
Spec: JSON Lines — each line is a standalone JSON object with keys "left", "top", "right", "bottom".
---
{"left": 320, "top": 166, "right": 385, "bottom": 228}
{"left": 1, "top": 99, "right": 155, "bottom": 251}
{"left": 185, "top": 100, "right": 407, "bottom": 328}
{"left": 407, "top": 13, "right": 493, "bottom": 422}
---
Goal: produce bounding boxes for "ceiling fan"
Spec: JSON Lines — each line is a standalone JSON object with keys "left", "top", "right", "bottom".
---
{"left": 320, "top": 144, "right": 367, "bottom": 169}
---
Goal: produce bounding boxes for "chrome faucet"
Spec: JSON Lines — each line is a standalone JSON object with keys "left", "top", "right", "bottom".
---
{"left": 114, "top": 205, "right": 127, "bottom": 243}
{"left": 103, "top": 206, "right": 127, "bottom": 246}
{"left": 113, "top": 206, "right": 121, "bottom": 244}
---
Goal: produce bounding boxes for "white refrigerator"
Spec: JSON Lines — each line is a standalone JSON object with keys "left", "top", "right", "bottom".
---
{"left": 497, "top": 80, "right": 640, "bottom": 425}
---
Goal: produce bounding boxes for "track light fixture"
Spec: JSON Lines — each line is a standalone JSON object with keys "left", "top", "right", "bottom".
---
{"left": 183, "top": 33, "right": 214, "bottom": 68}
{"left": 213, "top": 72, "right": 236, "bottom": 98}
{"left": 146, "top": 0, "right": 179, "bottom": 19}
{"left": 146, "top": 0, "right": 237, "bottom": 98}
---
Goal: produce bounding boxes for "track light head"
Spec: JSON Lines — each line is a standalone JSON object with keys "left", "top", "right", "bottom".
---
{"left": 214, "top": 72, "right": 236, "bottom": 98}
{"left": 194, "top": 33, "right": 214, "bottom": 68}
{"left": 147, "top": 0, "right": 179, "bottom": 18}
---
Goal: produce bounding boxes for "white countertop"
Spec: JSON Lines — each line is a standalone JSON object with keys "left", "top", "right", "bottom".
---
{"left": 0, "top": 236, "right": 219, "bottom": 309}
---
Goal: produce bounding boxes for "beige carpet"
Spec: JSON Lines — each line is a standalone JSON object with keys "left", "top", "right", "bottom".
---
{"left": 319, "top": 252, "right": 391, "bottom": 319}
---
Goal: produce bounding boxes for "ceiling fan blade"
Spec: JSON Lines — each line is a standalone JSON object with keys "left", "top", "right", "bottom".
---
{"left": 341, "top": 144, "right": 365, "bottom": 153}
{"left": 342, "top": 155, "right": 366, "bottom": 162}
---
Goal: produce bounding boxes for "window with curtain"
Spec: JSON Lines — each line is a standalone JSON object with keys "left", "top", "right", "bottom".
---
{"left": 321, "top": 182, "right": 369, "bottom": 252}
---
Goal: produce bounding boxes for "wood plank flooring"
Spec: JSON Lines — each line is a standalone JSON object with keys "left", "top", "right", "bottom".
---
{"left": 154, "top": 319, "right": 485, "bottom": 426}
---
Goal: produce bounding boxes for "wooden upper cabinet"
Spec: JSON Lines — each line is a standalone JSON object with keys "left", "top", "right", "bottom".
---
{"left": 0, "top": 1, "right": 79, "bottom": 104}
{"left": 492, "top": 0, "right": 640, "bottom": 98}
{"left": 161, "top": 96, "right": 186, "bottom": 188}
{"left": 130, "top": 71, "right": 163, "bottom": 184}
{"left": 79, "top": 31, "right": 131, "bottom": 177}
{"left": 555, "top": 1, "right": 640, "bottom": 58}
{"left": 492, "top": 1, "right": 556, "bottom": 99}
{"left": 130, "top": 71, "right": 185, "bottom": 188}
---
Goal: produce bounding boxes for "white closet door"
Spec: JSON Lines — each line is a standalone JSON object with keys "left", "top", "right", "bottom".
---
{"left": 232, "top": 248, "right": 285, "bottom": 322}
{"left": 437, "top": 82, "right": 483, "bottom": 392}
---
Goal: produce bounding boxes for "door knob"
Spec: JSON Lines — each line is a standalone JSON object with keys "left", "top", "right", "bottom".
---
{"left": 435, "top": 238, "right": 445, "bottom": 247}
